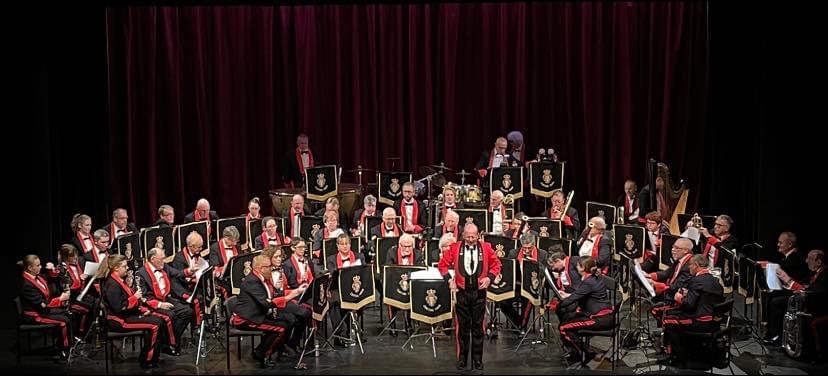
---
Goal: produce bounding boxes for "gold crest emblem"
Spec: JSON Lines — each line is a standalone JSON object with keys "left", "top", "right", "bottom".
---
{"left": 541, "top": 168, "right": 555, "bottom": 188}
{"left": 597, "top": 209, "right": 606, "bottom": 222}
{"left": 154, "top": 235, "right": 165, "bottom": 250}
{"left": 398, "top": 273, "right": 410, "bottom": 294}
{"left": 388, "top": 177, "right": 401, "bottom": 197}
{"left": 501, "top": 173, "right": 515, "bottom": 193}
{"left": 311, "top": 223, "right": 321, "bottom": 239}
{"left": 315, "top": 173, "right": 328, "bottom": 192}
{"left": 425, "top": 288, "right": 438, "bottom": 307}
{"left": 318, "top": 283, "right": 327, "bottom": 306}
{"left": 531, "top": 270, "right": 540, "bottom": 292}
{"left": 539, "top": 225, "right": 550, "bottom": 238}
{"left": 624, "top": 233, "right": 635, "bottom": 251}
{"left": 351, "top": 275, "right": 362, "bottom": 295}
{"left": 465, "top": 216, "right": 475, "bottom": 224}
{"left": 495, "top": 244, "right": 506, "bottom": 258}
{"left": 243, "top": 260, "right": 252, "bottom": 276}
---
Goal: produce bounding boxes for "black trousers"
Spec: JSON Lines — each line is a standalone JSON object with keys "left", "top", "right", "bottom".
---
{"left": 107, "top": 314, "right": 166, "bottom": 365}
{"left": 498, "top": 296, "right": 531, "bottom": 329}
{"left": 23, "top": 309, "right": 72, "bottom": 349}
{"left": 154, "top": 298, "right": 194, "bottom": 348}
{"left": 279, "top": 302, "right": 311, "bottom": 348}
{"left": 559, "top": 312, "right": 613, "bottom": 354}
{"left": 234, "top": 316, "right": 290, "bottom": 358}
{"left": 662, "top": 315, "right": 718, "bottom": 360}
{"left": 766, "top": 290, "right": 793, "bottom": 338}
{"left": 455, "top": 288, "right": 486, "bottom": 363}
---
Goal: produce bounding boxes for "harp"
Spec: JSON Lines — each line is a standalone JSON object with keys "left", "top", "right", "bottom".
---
{"left": 646, "top": 159, "right": 689, "bottom": 235}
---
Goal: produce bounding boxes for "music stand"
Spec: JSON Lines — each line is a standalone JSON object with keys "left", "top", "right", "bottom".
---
{"left": 378, "top": 265, "right": 427, "bottom": 338}
{"left": 514, "top": 260, "right": 554, "bottom": 352}
{"left": 619, "top": 258, "right": 657, "bottom": 361}
{"left": 192, "top": 266, "right": 221, "bottom": 365}
{"left": 402, "top": 278, "right": 453, "bottom": 358}
{"left": 731, "top": 254, "right": 768, "bottom": 356}
{"left": 328, "top": 265, "right": 375, "bottom": 354}
{"left": 486, "top": 258, "right": 521, "bottom": 340}
{"left": 295, "top": 273, "right": 337, "bottom": 366}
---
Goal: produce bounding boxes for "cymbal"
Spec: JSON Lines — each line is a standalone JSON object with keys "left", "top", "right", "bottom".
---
{"left": 455, "top": 170, "right": 471, "bottom": 176}
{"left": 346, "top": 166, "right": 375, "bottom": 173}
{"left": 429, "top": 164, "right": 453, "bottom": 171}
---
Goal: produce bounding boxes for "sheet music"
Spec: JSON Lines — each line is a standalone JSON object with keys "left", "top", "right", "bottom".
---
{"left": 82, "top": 261, "right": 99, "bottom": 276}
{"left": 544, "top": 268, "right": 563, "bottom": 300}
{"left": 765, "top": 263, "right": 783, "bottom": 291}
{"left": 192, "top": 256, "right": 210, "bottom": 279}
{"left": 187, "top": 265, "right": 213, "bottom": 304}
{"left": 634, "top": 261, "right": 656, "bottom": 297}
{"left": 77, "top": 274, "right": 97, "bottom": 302}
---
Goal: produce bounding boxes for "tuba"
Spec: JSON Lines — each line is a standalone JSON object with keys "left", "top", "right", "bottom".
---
{"left": 782, "top": 293, "right": 811, "bottom": 358}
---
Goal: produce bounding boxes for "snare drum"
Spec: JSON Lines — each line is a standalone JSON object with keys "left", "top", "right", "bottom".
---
{"left": 269, "top": 188, "right": 304, "bottom": 217}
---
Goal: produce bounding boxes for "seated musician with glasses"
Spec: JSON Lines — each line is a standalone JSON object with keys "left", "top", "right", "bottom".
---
{"left": 645, "top": 238, "right": 694, "bottom": 331}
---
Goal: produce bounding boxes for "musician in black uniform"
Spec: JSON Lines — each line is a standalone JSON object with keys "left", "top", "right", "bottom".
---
{"left": 646, "top": 237, "right": 694, "bottom": 328}
{"left": 546, "top": 190, "right": 581, "bottom": 239}
{"left": 557, "top": 256, "right": 614, "bottom": 363}
{"left": 99, "top": 255, "right": 166, "bottom": 369}
{"left": 264, "top": 246, "right": 312, "bottom": 357}
{"left": 231, "top": 254, "right": 307, "bottom": 368}
{"left": 574, "top": 217, "right": 612, "bottom": 274}
{"left": 170, "top": 231, "right": 207, "bottom": 328}
{"left": 19, "top": 254, "right": 72, "bottom": 359}
{"left": 439, "top": 223, "right": 501, "bottom": 370}
{"left": 100, "top": 208, "right": 139, "bottom": 241}
{"left": 434, "top": 208, "right": 460, "bottom": 239}
{"left": 51, "top": 244, "right": 95, "bottom": 337}
{"left": 762, "top": 231, "right": 809, "bottom": 344}
{"left": 209, "top": 225, "right": 242, "bottom": 297}
{"left": 137, "top": 248, "right": 195, "bottom": 355}
{"left": 152, "top": 204, "right": 176, "bottom": 227}
{"left": 352, "top": 194, "right": 379, "bottom": 237}
{"left": 499, "top": 233, "right": 548, "bottom": 331}
{"left": 383, "top": 234, "right": 423, "bottom": 335}
{"left": 393, "top": 182, "right": 428, "bottom": 234}
{"left": 254, "top": 216, "right": 289, "bottom": 249}
{"left": 659, "top": 254, "right": 725, "bottom": 366}
{"left": 773, "top": 249, "right": 828, "bottom": 353}
{"left": 325, "top": 234, "right": 367, "bottom": 346}
{"left": 546, "top": 250, "right": 582, "bottom": 322}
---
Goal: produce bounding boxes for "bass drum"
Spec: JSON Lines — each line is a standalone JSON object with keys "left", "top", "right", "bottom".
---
{"left": 338, "top": 183, "right": 363, "bottom": 223}
{"left": 269, "top": 188, "right": 304, "bottom": 217}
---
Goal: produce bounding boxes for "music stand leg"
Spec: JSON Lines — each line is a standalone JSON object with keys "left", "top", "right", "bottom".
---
{"left": 377, "top": 313, "right": 405, "bottom": 338}
{"left": 351, "top": 311, "right": 365, "bottom": 354}
{"left": 514, "top": 307, "right": 549, "bottom": 352}
{"left": 195, "top": 318, "right": 206, "bottom": 365}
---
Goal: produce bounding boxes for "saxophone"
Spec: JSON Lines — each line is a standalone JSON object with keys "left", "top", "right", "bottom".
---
{"left": 782, "top": 293, "right": 810, "bottom": 358}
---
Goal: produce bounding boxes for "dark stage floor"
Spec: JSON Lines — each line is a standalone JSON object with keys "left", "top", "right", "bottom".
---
{"left": 1, "top": 298, "right": 819, "bottom": 374}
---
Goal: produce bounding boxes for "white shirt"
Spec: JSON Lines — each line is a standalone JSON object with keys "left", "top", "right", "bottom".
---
{"left": 151, "top": 266, "right": 167, "bottom": 295}
{"left": 301, "top": 152, "right": 310, "bottom": 168}
{"left": 492, "top": 208, "right": 503, "bottom": 234}
{"left": 384, "top": 226, "right": 396, "bottom": 237}
{"left": 293, "top": 211, "right": 301, "bottom": 238}
{"left": 295, "top": 256, "right": 309, "bottom": 282}
{"left": 271, "top": 270, "right": 283, "bottom": 289}
{"left": 464, "top": 245, "right": 479, "bottom": 276}
{"left": 626, "top": 196, "right": 640, "bottom": 221}
{"left": 492, "top": 154, "right": 504, "bottom": 167}
{"left": 647, "top": 231, "right": 658, "bottom": 253}
{"left": 579, "top": 235, "right": 596, "bottom": 258}
{"left": 327, "top": 228, "right": 344, "bottom": 238}
{"left": 223, "top": 240, "right": 235, "bottom": 264}
{"left": 404, "top": 201, "right": 415, "bottom": 228}
{"left": 82, "top": 235, "right": 94, "bottom": 252}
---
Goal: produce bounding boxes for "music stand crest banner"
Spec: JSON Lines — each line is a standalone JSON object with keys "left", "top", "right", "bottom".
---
{"left": 305, "top": 165, "right": 339, "bottom": 202}
{"left": 117, "top": 232, "right": 143, "bottom": 267}
{"left": 175, "top": 221, "right": 210, "bottom": 258}
{"left": 383, "top": 265, "right": 428, "bottom": 309}
{"left": 454, "top": 208, "right": 489, "bottom": 233}
{"left": 520, "top": 259, "right": 543, "bottom": 306}
{"left": 299, "top": 216, "right": 323, "bottom": 243}
{"left": 487, "top": 258, "right": 516, "bottom": 302}
{"left": 586, "top": 201, "right": 617, "bottom": 230}
{"left": 229, "top": 250, "right": 261, "bottom": 295}
{"left": 539, "top": 237, "right": 572, "bottom": 257}
{"left": 410, "top": 279, "right": 453, "bottom": 325}
{"left": 529, "top": 161, "right": 564, "bottom": 198}
{"left": 338, "top": 265, "right": 376, "bottom": 310}
{"left": 142, "top": 225, "right": 175, "bottom": 263}
{"left": 483, "top": 235, "right": 518, "bottom": 259}
{"left": 525, "top": 217, "right": 562, "bottom": 239}
{"left": 306, "top": 272, "right": 332, "bottom": 321}
{"left": 490, "top": 166, "right": 524, "bottom": 199}
{"left": 377, "top": 171, "right": 413, "bottom": 206}
{"left": 613, "top": 224, "right": 645, "bottom": 259}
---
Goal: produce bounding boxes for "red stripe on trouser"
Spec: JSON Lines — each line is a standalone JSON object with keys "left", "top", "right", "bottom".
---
{"left": 559, "top": 319, "right": 596, "bottom": 352}
{"left": 522, "top": 303, "right": 532, "bottom": 326}
{"left": 70, "top": 304, "right": 90, "bottom": 332}
{"left": 663, "top": 318, "right": 693, "bottom": 326}
{"left": 651, "top": 304, "right": 677, "bottom": 325}
{"left": 31, "top": 315, "right": 69, "bottom": 348}
{"left": 192, "top": 298, "right": 202, "bottom": 326}
{"left": 108, "top": 316, "right": 159, "bottom": 362}
{"left": 149, "top": 311, "right": 176, "bottom": 346}
{"left": 388, "top": 306, "right": 393, "bottom": 320}
{"left": 243, "top": 322, "right": 286, "bottom": 357}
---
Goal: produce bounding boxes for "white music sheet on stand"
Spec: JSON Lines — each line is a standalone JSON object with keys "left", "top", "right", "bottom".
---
{"left": 765, "top": 263, "right": 783, "bottom": 291}
{"left": 192, "top": 257, "right": 210, "bottom": 279}
{"left": 634, "top": 261, "right": 656, "bottom": 297}
{"left": 82, "top": 262, "right": 100, "bottom": 277}
{"left": 412, "top": 267, "right": 453, "bottom": 280}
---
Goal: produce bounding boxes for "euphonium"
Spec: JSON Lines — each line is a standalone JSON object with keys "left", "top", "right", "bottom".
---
{"left": 783, "top": 293, "right": 810, "bottom": 358}
{"left": 691, "top": 213, "right": 703, "bottom": 228}
{"left": 617, "top": 206, "right": 625, "bottom": 224}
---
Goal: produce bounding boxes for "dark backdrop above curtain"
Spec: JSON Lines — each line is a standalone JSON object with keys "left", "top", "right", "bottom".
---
{"left": 103, "top": 3, "right": 709, "bottom": 225}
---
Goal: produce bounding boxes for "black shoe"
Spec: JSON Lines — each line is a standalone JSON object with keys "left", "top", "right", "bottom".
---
{"left": 763, "top": 335, "right": 780, "bottom": 346}
{"left": 457, "top": 359, "right": 467, "bottom": 369}
{"left": 389, "top": 330, "right": 398, "bottom": 337}
{"left": 140, "top": 362, "right": 159, "bottom": 369}
{"left": 162, "top": 346, "right": 181, "bottom": 356}
{"left": 334, "top": 338, "right": 349, "bottom": 348}
{"left": 259, "top": 358, "right": 277, "bottom": 368}
{"left": 473, "top": 360, "right": 483, "bottom": 370}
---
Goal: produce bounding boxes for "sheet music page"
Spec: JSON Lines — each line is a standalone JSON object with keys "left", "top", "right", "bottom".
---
{"left": 766, "top": 263, "right": 782, "bottom": 290}
{"left": 544, "top": 268, "right": 562, "bottom": 300}
{"left": 634, "top": 261, "right": 656, "bottom": 297}
{"left": 82, "top": 261, "right": 100, "bottom": 276}
{"left": 193, "top": 257, "right": 210, "bottom": 279}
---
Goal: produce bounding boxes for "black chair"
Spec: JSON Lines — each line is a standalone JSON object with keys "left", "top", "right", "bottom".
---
{"left": 576, "top": 275, "right": 623, "bottom": 371}
{"left": 679, "top": 299, "right": 735, "bottom": 374}
{"left": 224, "top": 296, "right": 264, "bottom": 371}
{"left": 14, "top": 297, "right": 58, "bottom": 363}
{"left": 100, "top": 302, "right": 145, "bottom": 374}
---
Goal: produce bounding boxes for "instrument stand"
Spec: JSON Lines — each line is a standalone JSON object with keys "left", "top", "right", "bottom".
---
{"left": 514, "top": 305, "right": 555, "bottom": 352}
{"left": 67, "top": 313, "right": 98, "bottom": 365}
{"left": 195, "top": 296, "right": 226, "bottom": 365}
{"left": 401, "top": 321, "right": 452, "bottom": 358}
{"left": 295, "top": 321, "right": 336, "bottom": 369}
{"left": 619, "top": 278, "right": 656, "bottom": 360}
{"left": 485, "top": 301, "right": 521, "bottom": 341}
{"left": 328, "top": 311, "right": 366, "bottom": 354}
{"left": 730, "top": 290, "right": 767, "bottom": 357}
{"left": 377, "top": 309, "right": 410, "bottom": 338}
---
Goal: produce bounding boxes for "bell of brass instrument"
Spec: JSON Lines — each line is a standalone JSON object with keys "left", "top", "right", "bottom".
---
{"left": 691, "top": 213, "right": 703, "bottom": 229}
{"left": 617, "top": 206, "right": 625, "bottom": 225}
{"left": 503, "top": 194, "right": 515, "bottom": 206}
{"left": 783, "top": 293, "right": 810, "bottom": 358}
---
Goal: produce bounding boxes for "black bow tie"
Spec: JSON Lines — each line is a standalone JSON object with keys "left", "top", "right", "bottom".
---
{"left": 300, "top": 150, "right": 309, "bottom": 154}
{"left": 296, "top": 257, "right": 305, "bottom": 263}
{"left": 154, "top": 269, "right": 163, "bottom": 274}
{"left": 268, "top": 237, "right": 277, "bottom": 241}
{"left": 82, "top": 237, "right": 90, "bottom": 240}
{"left": 405, "top": 202, "right": 414, "bottom": 206}
{"left": 341, "top": 257, "right": 350, "bottom": 262}
{"left": 492, "top": 208, "right": 500, "bottom": 211}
